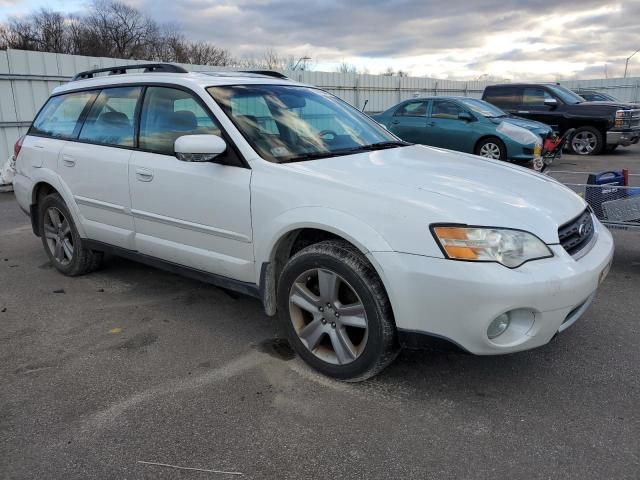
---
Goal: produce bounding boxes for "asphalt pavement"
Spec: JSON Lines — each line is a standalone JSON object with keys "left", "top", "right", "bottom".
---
{"left": 1, "top": 146, "right": 639, "bottom": 479}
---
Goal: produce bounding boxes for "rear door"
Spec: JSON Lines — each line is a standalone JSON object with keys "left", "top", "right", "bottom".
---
{"left": 129, "top": 86, "right": 253, "bottom": 282}
{"left": 425, "top": 100, "right": 476, "bottom": 152}
{"left": 58, "top": 86, "right": 141, "bottom": 249}
{"left": 387, "top": 100, "right": 428, "bottom": 143}
{"left": 483, "top": 86, "right": 521, "bottom": 114}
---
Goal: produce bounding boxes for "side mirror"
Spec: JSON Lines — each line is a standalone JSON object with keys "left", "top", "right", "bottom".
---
{"left": 544, "top": 98, "right": 558, "bottom": 109}
{"left": 458, "top": 111, "right": 474, "bottom": 122}
{"left": 174, "top": 135, "right": 227, "bottom": 163}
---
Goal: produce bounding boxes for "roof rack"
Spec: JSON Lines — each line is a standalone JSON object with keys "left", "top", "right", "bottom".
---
{"left": 71, "top": 63, "right": 188, "bottom": 81}
{"left": 240, "top": 70, "right": 289, "bottom": 79}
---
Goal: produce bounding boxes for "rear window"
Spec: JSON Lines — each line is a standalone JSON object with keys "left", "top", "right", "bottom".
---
{"left": 30, "top": 91, "right": 94, "bottom": 139}
{"left": 483, "top": 86, "right": 521, "bottom": 107}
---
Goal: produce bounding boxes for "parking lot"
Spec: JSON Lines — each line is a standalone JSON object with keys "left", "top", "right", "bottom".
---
{"left": 1, "top": 146, "right": 639, "bottom": 479}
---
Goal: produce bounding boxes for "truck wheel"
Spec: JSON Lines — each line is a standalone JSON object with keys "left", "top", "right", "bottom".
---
{"left": 570, "top": 127, "right": 603, "bottom": 155}
{"left": 475, "top": 137, "right": 507, "bottom": 160}
{"left": 39, "top": 193, "right": 103, "bottom": 276}
{"left": 277, "top": 240, "right": 399, "bottom": 381}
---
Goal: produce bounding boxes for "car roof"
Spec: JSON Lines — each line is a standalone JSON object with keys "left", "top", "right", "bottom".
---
{"left": 399, "top": 96, "right": 483, "bottom": 102}
{"left": 484, "top": 83, "right": 562, "bottom": 88}
{"left": 52, "top": 71, "right": 306, "bottom": 95}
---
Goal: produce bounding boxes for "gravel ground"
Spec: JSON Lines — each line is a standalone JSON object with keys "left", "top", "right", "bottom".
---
{"left": 1, "top": 145, "right": 639, "bottom": 479}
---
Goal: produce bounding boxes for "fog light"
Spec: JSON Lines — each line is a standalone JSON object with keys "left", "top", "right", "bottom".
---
{"left": 488, "top": 313, "right": 510, "bottom": 339}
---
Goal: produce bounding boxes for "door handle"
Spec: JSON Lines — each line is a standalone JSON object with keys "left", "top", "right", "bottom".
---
{"left": 62, "top": 154, "right": 75, "bottom": 167}
{"left": 391, "top": 120, "right": 400, "bottom": 125}
{"left": 135, "top": 168, "right": 154, "bottom": 182}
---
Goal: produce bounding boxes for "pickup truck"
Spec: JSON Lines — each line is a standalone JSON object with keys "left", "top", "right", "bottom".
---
{"left": 482, "top": 83, "right": 640, "bottom": 155}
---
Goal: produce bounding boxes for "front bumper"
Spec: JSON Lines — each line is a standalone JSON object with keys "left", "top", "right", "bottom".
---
{"left": 369, "top": 221, "right": 614, "bottom": 355}
{"left": 606, "top": 129, "right": 640, "bottom": 146}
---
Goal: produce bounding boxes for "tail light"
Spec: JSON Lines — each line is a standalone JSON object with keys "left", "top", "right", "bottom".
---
{"left": 14, "top": 135, "right": 25, "bottom": 159}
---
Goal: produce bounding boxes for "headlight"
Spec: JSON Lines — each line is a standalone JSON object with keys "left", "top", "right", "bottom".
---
{"left": 431, "top": 225, "right": 553, "bottom": 268}
{"left": 614, "top": 110, "right": 631, "bottom": 129}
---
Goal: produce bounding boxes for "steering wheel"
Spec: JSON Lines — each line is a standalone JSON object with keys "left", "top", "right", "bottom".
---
{"left": 319, "top": 130, "right": 338, "bottom": 142}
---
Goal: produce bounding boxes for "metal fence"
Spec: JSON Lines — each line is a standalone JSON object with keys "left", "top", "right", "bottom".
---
{"left": 2, "top": 48, "right": 640, "bottom": 160}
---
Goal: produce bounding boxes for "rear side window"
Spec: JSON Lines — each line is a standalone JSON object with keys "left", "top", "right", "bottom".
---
{"left": 31, "top": 91, "right": 94, "bottom": 139}
{"left": 484, "top": 87, "right": 521, "bottom": 107}
{"left": 394, "top": 101, "right": 427, "bottom": 117}
{"left": 139, "top": 87, "right": 221, "bottom": 155}
{"left": 79, "top": 87, "right": 141, "bottom": 147}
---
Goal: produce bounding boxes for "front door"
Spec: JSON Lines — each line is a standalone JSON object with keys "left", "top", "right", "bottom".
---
{"left": 425, "top": 100, "right": 476, "bottom": 152}
{"left": 387, "top": 100, "right": 428, "bottom": 144}
{"left": 516, "top": 87, "right": 562, "bottom": 130}
{"left": 128, "top": 86, "right": 254, "bottom": 282}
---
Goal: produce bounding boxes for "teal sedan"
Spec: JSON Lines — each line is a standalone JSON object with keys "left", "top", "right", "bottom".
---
{"left": 371, "top": 97, "right": 552, "bottom": 165}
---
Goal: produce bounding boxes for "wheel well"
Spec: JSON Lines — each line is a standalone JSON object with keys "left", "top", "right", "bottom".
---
{"left": 32, "top": 182, "right": 58, "bottom": 205}
{"left": 262, "top": 228, "right": 358, "bottom": 316}
{"left": 474, "top": 135, "right": 505, "bottom": 154}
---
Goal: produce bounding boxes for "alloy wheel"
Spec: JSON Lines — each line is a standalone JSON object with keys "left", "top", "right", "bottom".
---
{"left": 571, "top": 131, "right": 597, "bottom": 154}
{"left": 288, "top": 268, "right": 368, "bottom": 365}
{"left": 479, "top": 142, "right": 501, "bottom": 159}
{"left": 43, "top": 207, "right": 74, "bottom": 266}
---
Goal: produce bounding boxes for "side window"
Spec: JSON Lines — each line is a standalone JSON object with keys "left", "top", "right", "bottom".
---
{"left": 522, "top": 88, "right": 554, "bottom": 106}
{"left": 140, "top": 87, "right": 222, "bottom": 155}
{"left": 431, "top": 101, "right": 464, "bottom": 119}
{"left": 31, "top": 91, "right": 94, "bottom": 139}
{"left": 79, "top": 87, "right": 141, "bottom": 146}
{"left": 484, "top": 87, "right": 521, "bottom": 107}
{"left": 394, "top": 101, "right": 427, "bottom": 117}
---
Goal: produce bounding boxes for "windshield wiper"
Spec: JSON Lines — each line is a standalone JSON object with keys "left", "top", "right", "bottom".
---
{"left": 279, "top": 141, "right": 411, "bottom": 163}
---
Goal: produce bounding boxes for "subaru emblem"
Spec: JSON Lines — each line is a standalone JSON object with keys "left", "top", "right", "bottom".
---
{"left": 578, "top": 223, "right": 586, "bottom": 237}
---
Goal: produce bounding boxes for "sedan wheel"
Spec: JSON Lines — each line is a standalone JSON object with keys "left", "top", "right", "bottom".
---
{"left": 289, "top": 268, "right": 368, "bottom": 365}
{"left": 43, "top": 207, "right": 74, "bottom": 266}
{"left": 479, "top": 142, "right": 502, "bottom": 159}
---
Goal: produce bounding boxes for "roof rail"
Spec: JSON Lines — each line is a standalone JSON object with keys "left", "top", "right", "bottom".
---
{"left": 71, "top": 63, "right": 188, "bottom": 81}
{"left": 240, "top": 70, "right": 289, "bottom": 79}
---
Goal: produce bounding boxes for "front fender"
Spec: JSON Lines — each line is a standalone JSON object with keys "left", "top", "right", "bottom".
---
{"left": 254, "top": 206, "right": 394, "bottom": 284}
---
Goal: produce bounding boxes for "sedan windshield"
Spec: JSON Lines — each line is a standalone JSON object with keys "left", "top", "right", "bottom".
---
{"left": 458, "top": 98, "right": 507, "bottom": 118}
{"left": 546, "top": 85, "right": 584, "bottom": 104}
{"left": 207, "top": 85, "right": 405, "bottom": 163}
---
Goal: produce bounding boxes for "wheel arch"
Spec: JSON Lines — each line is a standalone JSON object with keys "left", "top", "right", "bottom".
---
{"left": 474, "top": 135, "right": 507, "bottom": 157}
{"left": 28, "top": 171, "right": 86, "bottom": 238}
{"left": 256, "top": 208, "right": 395, "bottom": 317}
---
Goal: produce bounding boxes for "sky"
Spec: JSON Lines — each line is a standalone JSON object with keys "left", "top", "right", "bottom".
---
{"left": 1, "top": 0, "right": 640, "bottom": 80}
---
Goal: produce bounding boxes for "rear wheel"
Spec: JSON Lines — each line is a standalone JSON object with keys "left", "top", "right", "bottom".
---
{"left": 277, "top": 240, "right": 399, "bottom": 381}
{"left": 570, "top": 127, "right": 603, "bottom": 155}
{"left": 39, "top": 193, "right": 103, "bottom": 276}
{"left": 475, "top": 137, "right": 507, "bottom": 160}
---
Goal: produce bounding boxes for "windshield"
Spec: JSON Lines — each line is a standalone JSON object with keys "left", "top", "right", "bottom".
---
{"left": 546, "top": 84, "right": 584, "bottom": 104}
{"left": 207, "top": 85, "right": 404, "bottom": 163}
{"left": 457, "top": 98, "right": 507, "bottom": 118}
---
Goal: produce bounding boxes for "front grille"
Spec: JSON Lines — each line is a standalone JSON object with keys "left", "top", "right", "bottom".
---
{"left": 631, "top": 109, "right": 640, "bottom": 129}
{"left": 558, "top": 210, "right": 595, "bottom": 256}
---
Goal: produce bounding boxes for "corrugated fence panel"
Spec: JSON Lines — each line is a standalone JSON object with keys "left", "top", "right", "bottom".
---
{"left": 1, "top": 48, "right": 640, "bottom": 159}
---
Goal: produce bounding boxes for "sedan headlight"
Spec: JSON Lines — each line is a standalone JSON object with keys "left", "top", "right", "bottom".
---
{"left": 431, "top": 225, "right": 553, "bottom": 268}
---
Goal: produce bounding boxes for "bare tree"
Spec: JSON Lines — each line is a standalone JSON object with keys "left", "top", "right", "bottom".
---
{"left": 336, "top": 61, "right": 358, "bottom": 74}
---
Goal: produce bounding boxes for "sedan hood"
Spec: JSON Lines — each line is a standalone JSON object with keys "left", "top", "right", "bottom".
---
{"left": 496, "top": 116, "right": 553, "bottom": 136}
{"left": 285, "top": 145, "right": 586, "bottom": 244}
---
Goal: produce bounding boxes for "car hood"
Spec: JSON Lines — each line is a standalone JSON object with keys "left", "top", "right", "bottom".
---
{"left": 284, "top": 145, "right": 586, "bottom": 244}
{"left": 495, "top": 116, "right": 553, "bottom": 135}
{"left": 575, "top": 101, "right": 639, "bottom": 110}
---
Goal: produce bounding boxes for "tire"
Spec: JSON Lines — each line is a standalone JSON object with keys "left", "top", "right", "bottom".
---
{"left": 475, "top": 137, "right": 507, "bottom": 161}
{"left": 277, "top": 240, "right": 399, "bottom": 381}
{"left": 39, "top": 193, "right": 103, "bottom": 276}
{"left": 570, "top": 127, "right": 603, "bottom": 155}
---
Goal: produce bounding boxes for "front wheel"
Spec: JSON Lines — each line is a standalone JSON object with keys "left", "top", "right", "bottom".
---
{"left": 277, "top": 240, "right": 399, "bottom": 381}
{"left": 570, "top": 127, "right": 603, "bottom": 155}
{"left": 475, "top": 137, "right": 507, "bottom": 160}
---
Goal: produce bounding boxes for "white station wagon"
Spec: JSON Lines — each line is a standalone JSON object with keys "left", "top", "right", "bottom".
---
{"left": 13, "top": 64, "right": 614, "bottom": 380}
